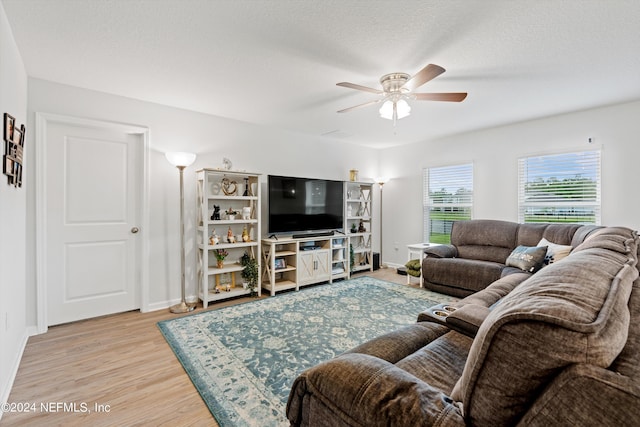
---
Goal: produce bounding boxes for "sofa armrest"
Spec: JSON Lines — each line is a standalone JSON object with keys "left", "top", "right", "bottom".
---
{"left": 418, "top": 304, "right": 490, "bottom": 337}
{"left": 287, "top": 353, "right": 465, "bottom": 427}
{"left": 445, "top": 304, "right": 491, "bottom": 338}
{"left": 424, "top": 244, "right": 457, "bottom": 259}
{"left": 517, "top": 364, "right": 640, "bottom": 427}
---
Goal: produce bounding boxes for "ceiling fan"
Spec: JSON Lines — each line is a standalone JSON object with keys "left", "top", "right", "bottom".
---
{"left": 336, "top": 64, "right": 467, "bottom": 125}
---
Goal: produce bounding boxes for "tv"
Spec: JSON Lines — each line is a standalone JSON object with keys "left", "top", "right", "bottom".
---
{"left": 268, "top": 175, "right": 344, "bottom": 237}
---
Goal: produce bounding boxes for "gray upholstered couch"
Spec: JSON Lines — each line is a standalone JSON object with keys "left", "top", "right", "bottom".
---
{"left": 287, "top": 226, "right": 640, "bottom": 426}
{"left": 422, "top": 219, "right": 599, "bottom": 297}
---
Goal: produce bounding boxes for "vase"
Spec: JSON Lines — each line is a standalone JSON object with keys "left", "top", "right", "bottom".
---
{"left": 217, "top": 259, "right": 224, "bottom": 268}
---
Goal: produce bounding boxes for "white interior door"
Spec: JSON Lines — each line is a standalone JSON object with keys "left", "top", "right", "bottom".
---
{"left": 42, "top": 117, "right": 144, "bottom": 326}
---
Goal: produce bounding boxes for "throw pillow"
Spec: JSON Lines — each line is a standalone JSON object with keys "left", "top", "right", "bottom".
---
{"left": 537, "top": 237, "right": 573, "bottom": 266}
{"left": 505, "top": 245, "right": 547, "bottom": 273}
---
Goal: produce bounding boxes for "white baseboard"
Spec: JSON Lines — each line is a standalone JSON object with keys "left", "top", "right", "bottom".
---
{"left": 385, "top": 262, "right": 403, "bottom": 269}
{"left": 144, "top": 295, "right": 198, "bottom": 313}
{"left": 0, "top": 329, "right": 31, "bottom": 420}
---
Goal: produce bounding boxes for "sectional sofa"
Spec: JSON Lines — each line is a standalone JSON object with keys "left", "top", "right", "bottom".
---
{"left": 286, "top": 224, "right": 640, "bottom": 426}
{"left": 421, "top": 219, "right": 600, "bottom": 297}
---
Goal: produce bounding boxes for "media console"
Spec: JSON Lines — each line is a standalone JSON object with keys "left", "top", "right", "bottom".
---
{"left": 261, "top": 235, "right": 350, "bottom": 296}
{"left": 261, "top": 180, "right": 374, "bottom": 296}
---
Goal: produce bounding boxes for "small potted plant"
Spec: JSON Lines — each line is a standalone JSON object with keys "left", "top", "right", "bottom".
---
{"left": 225, "top": 207, "right": 239, "bottom": 220}
{"left": 214, "top": 248, "right": 229, "bottom": 268}
{"left": 240, "top": 251, "right": 259, "bottom": 297}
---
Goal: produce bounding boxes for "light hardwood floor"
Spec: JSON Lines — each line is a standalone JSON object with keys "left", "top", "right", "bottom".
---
{"left": 2, "top": 269, "right": 414, "bottom": 426}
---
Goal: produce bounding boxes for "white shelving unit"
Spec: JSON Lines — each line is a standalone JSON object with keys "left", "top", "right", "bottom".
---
{"left": 261, "top": 239, "right": 298, "bottom": 296}
{"left": 196, "top": 169, "right": 261, "bottom": 307}
{"left": 345, "top": 181, "right": 373, "bottom": 273}
{"left": 331, "top": 237, "right": 349, "bottom": 281}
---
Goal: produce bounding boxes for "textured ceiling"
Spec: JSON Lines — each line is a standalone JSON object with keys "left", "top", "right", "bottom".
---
{"left": 3, "top": 0, "right": 640, "bottom": 148}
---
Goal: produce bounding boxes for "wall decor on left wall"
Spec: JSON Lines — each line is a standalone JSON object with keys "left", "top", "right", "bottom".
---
{"left": 3, "top": 112, "right": 25, "bottom": 187}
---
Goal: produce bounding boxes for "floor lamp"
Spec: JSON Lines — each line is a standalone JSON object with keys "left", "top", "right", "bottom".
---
{"left": 166, "top": 151, "right": 197, "bottom": 314}
{"left": 376, "top": 177, "right": 389, "bottom": 268}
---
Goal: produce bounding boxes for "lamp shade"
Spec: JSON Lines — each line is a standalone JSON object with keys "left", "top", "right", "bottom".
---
{"left": 396, "top": 99, "right": 411, "bottom": 119}
{"left": 165, "top": 152, "right": 196, "bottom": 167}
{"left": 379, "top": 99, "right": 411, "bottom": 120}
{"left": 379, "top": 101, "right": 394, "bottom": 120}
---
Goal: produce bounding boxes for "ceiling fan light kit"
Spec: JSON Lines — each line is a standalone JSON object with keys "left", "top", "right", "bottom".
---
{"left": 379, "top": 99, "right": 411, "bottom": 121}
{"left": 337, "top": 64, "right": 467, "bottom": 126}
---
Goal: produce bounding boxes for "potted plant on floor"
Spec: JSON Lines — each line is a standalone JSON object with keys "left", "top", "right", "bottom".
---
{"left": 240, "top": 251, "right": 259, "bottom": 297}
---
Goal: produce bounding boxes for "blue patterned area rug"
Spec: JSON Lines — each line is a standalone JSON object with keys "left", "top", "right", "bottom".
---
{"left": 157, "top": 276, "right": 451, "bottom": 427}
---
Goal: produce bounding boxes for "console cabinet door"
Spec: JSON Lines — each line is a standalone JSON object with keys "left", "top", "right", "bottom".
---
{"left": 298, "top": 250, "right": 331, "bottom": 285}
{"left": 298, "top": 252, "right": 315, "bottom": 284}
{"left": 314, "top": 250, "right": 331, "bottom": 282}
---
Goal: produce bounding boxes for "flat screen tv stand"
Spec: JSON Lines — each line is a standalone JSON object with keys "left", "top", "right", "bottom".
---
{"left": 261, "top": 235, "right": 349, "bottom": 296}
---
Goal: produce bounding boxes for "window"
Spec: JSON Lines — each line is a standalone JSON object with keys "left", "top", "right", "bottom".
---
{"left": 423, "top": 163, "right": 473, "bottom": 243}
{"left": 518, "top": 150, "right": 601, "bottom": 224}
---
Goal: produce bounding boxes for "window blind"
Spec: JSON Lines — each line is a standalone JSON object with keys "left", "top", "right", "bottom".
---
{"left": 518, "top": 150, "right": 601, "bottom": 224}
{"left": 423, "top": 163, "right": 473, "bottom": 243}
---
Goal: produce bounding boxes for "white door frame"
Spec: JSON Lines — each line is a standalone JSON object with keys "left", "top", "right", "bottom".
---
{"left": 35, "top": 113, "right": 150, "bottom": 334}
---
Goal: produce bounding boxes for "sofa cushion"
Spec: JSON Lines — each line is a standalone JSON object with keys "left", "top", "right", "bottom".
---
{"left": 450, "top": 227, "right": 639, "bottom": 426}
{"left": 516, "top": 223, "right": 583, "bottom": 247}
{"left": 395, "top": 330, "right": 473, "bottom": 393}
{"left": 450, "top": 219, "right": 518, "bottom": 263}
{"left": 345, "top": 322, "right": 449, "bottom": 364}
{"left": 461, "top": 271, "right": 531, "bottom": 308}
{"left": 505, "top": 245, "right": 547, "bottom": 273}
{"left": 423, "top": 257, "right": 503, "bottom": 294}
{"left": 287, "top": 353, "right": 466, "bottom": 427}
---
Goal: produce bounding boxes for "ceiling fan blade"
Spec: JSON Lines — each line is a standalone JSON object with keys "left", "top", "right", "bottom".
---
{"left": 336, "top": 82, "right": 383, "bottom": 94}
{"left": 337, "top": 99, "right": 381, "bottom": 113}
{"left": 404, "top": 64, "right": 446, "bottom": 91}
{"left": 413, "top": 92, "right": 468, "bottom": 102}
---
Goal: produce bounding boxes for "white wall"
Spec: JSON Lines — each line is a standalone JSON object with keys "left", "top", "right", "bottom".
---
{"left": 0, "top": 1, "right": 28, "bottom": 410}
{"left": 26, "top": 78, "right": 379, "bottom": 316}
{"left": 378, "top": 100, "right": 640, "bottom": 266}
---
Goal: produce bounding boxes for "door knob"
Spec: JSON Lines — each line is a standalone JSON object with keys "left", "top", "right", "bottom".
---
{"left": 131, "top": 227, "right": 139, "bottom": 234}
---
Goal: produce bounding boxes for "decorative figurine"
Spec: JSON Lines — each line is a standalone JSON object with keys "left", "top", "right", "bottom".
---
{"left": 222, "top": 177, "right": 237, "bottom": 195}
{"left": 358, "top": 219, "right": 366, "bottom": 233}
{"left": 243, "top": 177, "right": 249, "bottom": 196}
{"left": 211, "top": 205, "right": 221, "bottom": 221}
{"left": 227, "top": 227, "right": 236, "bottom": 243}
{"left": 209, "top": 229, "right": 219, "bottom": 245}
{"left": 242, "top": 226, "right": 250, "bottom": 242}
{"left": 242, "top": 206, "right": 251, "bottom": 220}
